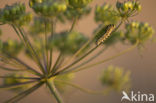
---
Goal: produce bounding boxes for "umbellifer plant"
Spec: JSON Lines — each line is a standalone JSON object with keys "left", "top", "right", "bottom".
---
{"left": 0, "top": 0, "right": 155, "bottom": 103}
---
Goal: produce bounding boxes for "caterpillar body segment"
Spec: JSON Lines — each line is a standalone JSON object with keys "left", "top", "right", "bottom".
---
{"left": 96, "top": 24, "right": 115, "bottom": 45}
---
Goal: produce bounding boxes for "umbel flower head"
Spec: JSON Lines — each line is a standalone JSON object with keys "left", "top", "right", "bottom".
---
{"left": 0, "top": 3, "right": 32, "bottom": 26}
{"left": 125, "top": 21, "right": 154, "bottom": 45}
{"left": 66, "top": 0, "right": 93, "bottom": 9}
{"left": 0, "top": 39, "right": 23, "bottom": 57}
{"left": 95, "top": 4, "right": 120, "bottom": 25}
{"left": 100, "top": 65, "right": 131, "bottom": 92}
{"left": 29, "top": 0, "right": 67, "bottom": 17}
{"left": 49, "top": 31, "right": 88, "bottom": 55}
{"left": 62, "top": 5, "right": 91, "bottom": 22}
{"left": 29, "top": 17, "right": 52, "bottom": 36}
{"left": 116, "top": 0, "right": 141, "bottom": 19}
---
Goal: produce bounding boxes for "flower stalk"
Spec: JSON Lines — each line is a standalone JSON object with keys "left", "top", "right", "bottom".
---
{"left": 46, "top": 79, "right": 64, "bottom": 103}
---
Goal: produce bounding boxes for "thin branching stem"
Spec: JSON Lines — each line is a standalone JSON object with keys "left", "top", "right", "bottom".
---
{"left": 44, "top": 19, "right": 49, "bottom": 73}
{"left": 69, "top": 17, "right": 78, "bottom": 32}
{"left": 63, "top": 46, "right": 108, "bottom": 74}
{"left": 54, "top": 57, "right": 65, "bottom": 71}
{"left": 0, "top": 76, "right": 40, "bottom": 80}
{"left": 0, "top": 65, "right": 27, "bottom": 71}
{"left": 5, "top": 82, "right": 43, "bottom": 103}
{"left": 55, "top": 79, "right": 109, "bottom": 95}
{"left": 49, "top": 18, "right": 55, "bottom": 72}
{"left": 0, "top": 53, "right": 28, "bottom": 72}
{"left": 71, "top": 40, "right": 139, "bottom": 73}
{"left": 0, "top": 58, "right": 27, "bottom": 71}
{"left": 17, "top": 27, "right": 45, "bottom": 74}
{"left": 113, "top": 20, "right": 123, "bottom": 32}
{"left": 10, "top": 25, "right": 42, "bottom": 76}
{"left": 11, "top": 24, "right": 23, "bottom": 42}
{"left": 3, "top": 52, "right": 42, "bottom": 76}
{"left": 53, "top": 45, "right": 99, "bottom": 76}
{"left": 51, "top": 52, "right": 63, "bottom": 74}
{"left": 41, "top": 47, "right": 48, "bottom": 73}
{"left": 0, "top": 80, "right": 38, "bottom": 89}
{"left": 61, "top": 37, "right": 93, "bottom": 68}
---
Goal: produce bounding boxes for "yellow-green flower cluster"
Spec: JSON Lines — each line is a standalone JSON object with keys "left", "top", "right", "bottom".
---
{"left": 116, "top": 0, "right": 141, "bottom": 18}
{"left": 0, "top": 3, "right": 32, "bottom": 26}
{"left": 2, "top": 73, "right": 32, "bottom": 92}
{"left": 29, "top": 17, "right": 52, "bottom": 36}
{"left": 1, "top": 39, "right": 23, "bottom": 57}
{"left": 125, "top": 21, "right": 154, "bottom": 45}
{"left": 62, "top": 6, "right": 91, "bottom": 22}
{"left": 49, "top": 31, "right": 88, "bottom": 55}
{"left": 29, "top": 0, "right": 67, "bottom": 17}
{"left": 95, "top": 4, "right": 120, "bottom": 25}
{"left": 100, "top": 65, "right": 131, "bottom": 91}
{"left": 66, "top": 0, "right": 93, "bottom": 9}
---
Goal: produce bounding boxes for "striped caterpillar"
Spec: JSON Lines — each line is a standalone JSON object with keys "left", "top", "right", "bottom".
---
{"left": 96, "top": 24, "right": 115, "bottom": 45}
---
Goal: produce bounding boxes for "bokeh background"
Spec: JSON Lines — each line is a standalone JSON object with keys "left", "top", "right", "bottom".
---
{"left": 0, "top": 0, "right": 156, "bottom": 103}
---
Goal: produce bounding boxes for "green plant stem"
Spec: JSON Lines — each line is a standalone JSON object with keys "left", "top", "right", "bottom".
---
{"left": 113, "top": 20, "right": 123, "bottom": 32}
{"left": 44, "top": 20, "right": 49, "bottom": 73}
{"left": 0, "top": 58, "right": 28, "bottom": 72}
{"left": 49, "top": 19, "right": 55, "bottom": 72}
{"left": 17, "top": 27, "right": 45, "bottom": 74}
{"left": 11, "top": 24, "right": 23, "bottom": 42}
{"left": 3, "top": 52, "right": 42, "bottom": 76}
{"left": 0, "top": 52, "right": 42, "bottom": 76}
{"left": 41, "top": 47, "right": 47, "bottom": 73}
{"left": 0, "top": 80, "right": 37, "bottom": 89}
{"left": 5, "top": 82, "right": 43, "bottom": 103}
{"left": 0, "top": 65, "right": 27, "bottom": 71}
{"left": 69, "top": 17, "right": 77, "bottom": 32}
{"left": 0, "top": 76, "right": 40, "bottom": 80}
{"left": 51, "top": 52, "right": 63, "bottom": 74}
{"left": 56, "top": 57, "right": 65, "bottom": 69}
{"left": 11, "top": 25, "right": 43, "bottom": 76}
{"left": 54, "top": 45, "right": 99, "bottom": 76}
{"left": 46, "top": 80, "right": 64, "bottom": 103}
{"left": 0, "top": 52, "right": 32, "bottom": 71}
{"left": 63, "top": 46, "right": 108, "bottom": 74}
{"left": 72, "top": 40, "right": 139, "bottom": 73}
{"left": 61, "top": 37, "right": 93, "bottom": 68}
{"left": 55, "top": 79, "right": 109, "bottom": 95}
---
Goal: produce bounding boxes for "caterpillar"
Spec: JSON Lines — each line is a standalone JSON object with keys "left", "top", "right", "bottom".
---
{"left": 96, "top": 24, "right": 115, "bottom": 45}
